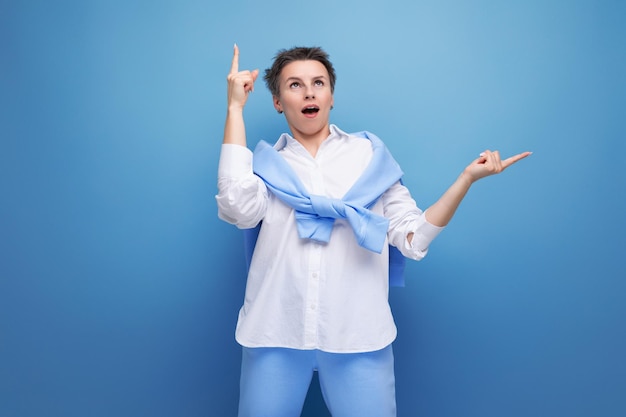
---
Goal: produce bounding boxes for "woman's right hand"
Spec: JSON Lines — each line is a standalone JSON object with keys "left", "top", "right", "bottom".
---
{"left": 227, "top": 44, "right": 259, "bottom": 111}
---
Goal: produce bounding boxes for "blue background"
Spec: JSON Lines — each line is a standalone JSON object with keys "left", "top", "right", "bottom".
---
{"left": 2, "top": 1, "right": 625, "bottom": 416}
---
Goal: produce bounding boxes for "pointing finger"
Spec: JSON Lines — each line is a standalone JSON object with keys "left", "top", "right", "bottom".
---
{"left": 230, "top": 44, "right": 239, "bottom": 74}
{"left": 502, "top": 151, "right": 532, "bottom": 169}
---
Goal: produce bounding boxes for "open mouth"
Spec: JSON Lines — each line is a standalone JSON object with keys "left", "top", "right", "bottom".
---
{"left": 301, "top": 105, "right": 320, "bottom": 115}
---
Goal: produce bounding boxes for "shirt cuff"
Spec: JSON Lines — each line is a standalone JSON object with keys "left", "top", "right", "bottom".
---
{"left": 218, "top": 144, "right": 254, "bottom": 178}
{"left": 406, "top": 211, "right": 445, "bottom": 252}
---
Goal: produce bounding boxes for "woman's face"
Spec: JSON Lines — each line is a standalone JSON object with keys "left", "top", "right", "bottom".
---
{"left": 273, "top": 60, "right": 334, "bottom": 141}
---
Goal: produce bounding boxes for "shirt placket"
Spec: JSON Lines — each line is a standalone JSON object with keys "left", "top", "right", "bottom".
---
{"left": 303, "top": 159, "right": 324, "bottom": 348}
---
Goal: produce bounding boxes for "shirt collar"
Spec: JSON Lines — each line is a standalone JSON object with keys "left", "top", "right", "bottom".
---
{"left": 273, "top": 124, "right": 348, "bottom": 153}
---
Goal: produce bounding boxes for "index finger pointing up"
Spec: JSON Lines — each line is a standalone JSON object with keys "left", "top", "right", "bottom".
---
{"left": 230, "top": 44, "right": 239, "bottom": 74}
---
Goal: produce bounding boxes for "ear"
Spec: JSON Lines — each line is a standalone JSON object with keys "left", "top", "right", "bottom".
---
{"left": 273, "top": 96, "right": 282, "bottom": 113}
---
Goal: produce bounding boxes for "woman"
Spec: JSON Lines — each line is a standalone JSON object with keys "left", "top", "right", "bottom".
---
{"left": 216, "top": 44, "right": 530, "bottom": 417}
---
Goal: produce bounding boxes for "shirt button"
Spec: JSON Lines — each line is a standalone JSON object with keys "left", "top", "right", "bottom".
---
{"left": 310, "top": 304, "right": 317, "bottom": 310}
{"left": 312, "top": 272, "right": 318, "bottom": 279}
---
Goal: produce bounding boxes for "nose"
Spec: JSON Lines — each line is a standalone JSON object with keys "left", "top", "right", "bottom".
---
{"left": 304, "top": 86, "right": 315, "bottom": 100}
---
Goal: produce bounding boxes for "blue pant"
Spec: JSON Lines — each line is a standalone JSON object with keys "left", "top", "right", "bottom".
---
{"left": 238, "top": 345, "right": 396, "bottom": 417}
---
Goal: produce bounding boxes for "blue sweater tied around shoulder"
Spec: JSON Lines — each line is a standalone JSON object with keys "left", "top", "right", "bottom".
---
{"left": 243, "top": 131, "right": 408, "bottom": 287}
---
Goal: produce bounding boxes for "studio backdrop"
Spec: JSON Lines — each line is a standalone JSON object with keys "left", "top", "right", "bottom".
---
{"left": 1, "top": 1, "right": 625, "bottom": 416}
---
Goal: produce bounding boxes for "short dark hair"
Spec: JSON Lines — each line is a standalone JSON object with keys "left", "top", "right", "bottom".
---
{"left": 264, "top": 46, "right": 336, "bottom": 98}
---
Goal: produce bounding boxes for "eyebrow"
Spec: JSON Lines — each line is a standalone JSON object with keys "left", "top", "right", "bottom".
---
{"left": 284, "top": 75, "right": 328, "bottom": 83}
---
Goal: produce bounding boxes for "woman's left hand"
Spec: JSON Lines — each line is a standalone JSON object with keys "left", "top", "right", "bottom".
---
{"left": 463, "top": 150, "right": 532, "bottom": 183}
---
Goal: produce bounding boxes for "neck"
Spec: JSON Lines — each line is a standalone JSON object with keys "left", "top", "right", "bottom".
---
{"left": 291, "top": 125, "right": 331, "bottom": 158}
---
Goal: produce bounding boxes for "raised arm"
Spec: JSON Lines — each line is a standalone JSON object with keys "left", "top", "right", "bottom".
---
{"left": 223, "top": 44, "right": 259, "bottom": 147}
{"left": 422, "top": 149, "right": 532, "bottom": 228}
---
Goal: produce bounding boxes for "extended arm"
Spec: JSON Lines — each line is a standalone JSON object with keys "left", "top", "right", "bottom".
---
{"left": 216, "top": 45, "right": 267, "bottom": 228}
{"left": 408, "top": 150, "right": 531, "bottom": 242}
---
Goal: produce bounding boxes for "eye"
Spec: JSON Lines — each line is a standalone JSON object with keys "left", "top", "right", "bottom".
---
{"left": 289, "top": 81, "right": 301, "bottom": 88}
{"left": 314, "top": 80, "right": 324, "bottom": 87}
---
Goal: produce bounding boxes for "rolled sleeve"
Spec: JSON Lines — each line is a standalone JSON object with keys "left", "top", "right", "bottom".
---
{"left": 218, "top": 143, "right": 254, "bottom": 178}
{"left": 216, "top": 144, "right": 268, "bottom": 229}
{"left": 403, "top": 210, "right": 444, "bottom": 258}
{"left": 383, "top": 182, "right": 444, "bottom": 261}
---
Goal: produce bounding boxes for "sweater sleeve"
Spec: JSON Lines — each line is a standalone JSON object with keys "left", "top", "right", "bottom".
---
{"left": 215, "top": 144, "right": 268, "bottom": 229}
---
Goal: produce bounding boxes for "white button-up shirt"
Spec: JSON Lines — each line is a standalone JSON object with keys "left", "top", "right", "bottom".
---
{"left": 216, "top": 125, "right": 443, "bottom": 353}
